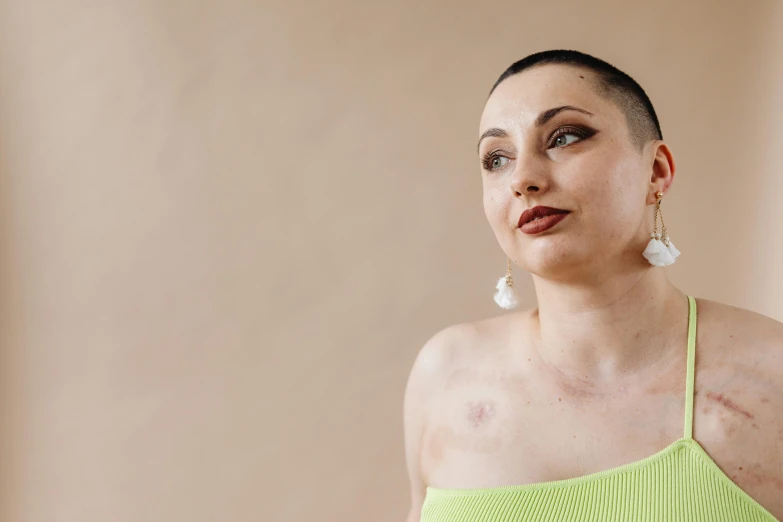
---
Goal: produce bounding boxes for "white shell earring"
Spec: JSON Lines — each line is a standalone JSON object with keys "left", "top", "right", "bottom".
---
{"left": 643, "top": 191, "right": 680, "bottom": 266}
{"left": 493, "top": 258, "right": 519, "bottom": 309}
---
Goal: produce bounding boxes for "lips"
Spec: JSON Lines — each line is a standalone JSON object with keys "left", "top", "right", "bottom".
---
{"left": 518, "top": 206, "right": 570, "bottom": 234}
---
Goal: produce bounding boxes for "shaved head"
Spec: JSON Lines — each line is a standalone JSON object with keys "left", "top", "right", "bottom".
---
{"left": 489, "top": 50, "right": 662, "bottom": 150}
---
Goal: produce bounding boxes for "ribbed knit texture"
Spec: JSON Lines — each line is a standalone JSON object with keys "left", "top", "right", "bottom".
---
{"left": 421, "top": 296, "right": 779, "bottom": 522}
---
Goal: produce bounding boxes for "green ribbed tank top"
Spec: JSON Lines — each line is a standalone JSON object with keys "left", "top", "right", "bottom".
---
{"left": 421, "top": 296, "right": 779, "bottom": 521}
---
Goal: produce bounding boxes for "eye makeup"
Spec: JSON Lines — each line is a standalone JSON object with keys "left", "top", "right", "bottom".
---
{"left": 479, "top": 123, "right": 599, "bottom": 172}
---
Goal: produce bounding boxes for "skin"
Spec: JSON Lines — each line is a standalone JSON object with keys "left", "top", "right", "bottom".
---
{"left": 403, "top": 64, "right": 783, "bottom": 521}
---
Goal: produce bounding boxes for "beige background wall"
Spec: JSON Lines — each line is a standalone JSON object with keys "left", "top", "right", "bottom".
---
{"left": 0, "top": 1, "right": 781, "bottom": 521}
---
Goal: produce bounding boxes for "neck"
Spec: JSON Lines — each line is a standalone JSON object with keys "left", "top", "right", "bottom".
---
{"left": 527, "top": 268, "right": 688, "bottom": 386}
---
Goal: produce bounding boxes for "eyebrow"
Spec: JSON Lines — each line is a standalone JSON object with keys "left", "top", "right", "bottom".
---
{"left": 476, "top": 105, "right": 594, "bottom": 153}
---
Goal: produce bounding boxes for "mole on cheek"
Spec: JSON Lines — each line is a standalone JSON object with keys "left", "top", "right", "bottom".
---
{"left": 467, "top": 401, "right": 496, "bottom": 427}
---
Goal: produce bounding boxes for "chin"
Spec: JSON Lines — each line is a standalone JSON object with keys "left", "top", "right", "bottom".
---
{"left": 519, "top": 241, "right": 591, "bottom": 278}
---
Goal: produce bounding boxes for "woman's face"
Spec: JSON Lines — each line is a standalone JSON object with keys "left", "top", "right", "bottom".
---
{"left": 478, "top": 64, "right": 663, "bottom": 281}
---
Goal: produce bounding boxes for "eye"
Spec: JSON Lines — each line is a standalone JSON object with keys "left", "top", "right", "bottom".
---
{"left": 481, "top": 152, "right": 511, "bottom": 172}
{"left": 547, "top": 125, "right": 594, "bottom": 149}
{"left": 490, "top": 156, "right": 509, "bottom": 170}
{"left": 552, "top": 133, "right": 581, "bottom": 147}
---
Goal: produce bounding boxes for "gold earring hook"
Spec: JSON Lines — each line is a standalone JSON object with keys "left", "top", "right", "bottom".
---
{"left": 652, "top": 192, "right": 664, "bottom": 240}
{"left": 505, "top": 258, "right": 513, "bottom": 287}
{"left": 654, "top": 191, "right": 669, "bottom": 244}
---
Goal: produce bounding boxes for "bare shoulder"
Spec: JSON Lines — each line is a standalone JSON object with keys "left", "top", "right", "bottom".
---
{"left": 693, "top": 299, "right": 783, "bottom": 515}
{"left": 407, "top": 322, "right": 479, "bottom": 388}
{"left": 412, "top": 314, "right": 508, "bottom": 370}
{"left": 402, "top": 311, "right": 532, "bottom": 519}
{"left": 404, "top": 313, "right": 521, "bottom": 414}
{"left": 694, "top": 296, "right": 783, "bottom": 430}
{"left": 696, "top": 297, "right": 783, "bottom": 372}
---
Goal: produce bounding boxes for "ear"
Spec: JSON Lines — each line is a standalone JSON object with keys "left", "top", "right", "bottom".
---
{"left": 647, "top": 141, "right": 675, "bottom": 204}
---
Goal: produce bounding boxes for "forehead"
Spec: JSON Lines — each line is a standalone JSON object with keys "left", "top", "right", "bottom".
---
{"left": 479, "top": 64, "right": 621, "bottom": 134}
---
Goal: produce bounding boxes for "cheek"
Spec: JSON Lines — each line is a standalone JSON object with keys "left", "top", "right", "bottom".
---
{"left": 483, "top": 187, "right": 510, "bottom": 230}
{"left": 595, "top": 162, "right": 647, "bottom": 237}
{"left": 567, "top": 153, "right": 645, "bottom": 238}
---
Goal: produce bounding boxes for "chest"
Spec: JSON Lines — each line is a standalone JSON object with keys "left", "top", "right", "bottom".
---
{"left": 422, "top": 374, "right": 783, "bottom": 519}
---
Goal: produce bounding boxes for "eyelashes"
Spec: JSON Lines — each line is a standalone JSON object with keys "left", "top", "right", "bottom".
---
{"left": 481, "top": 151, "right": 511, "bottom": 171}
{"left": 546, "top": 125, "right": 595, "bottom": 148}
{"left": 480, "top": 124, "right": 597, "bottom": 172}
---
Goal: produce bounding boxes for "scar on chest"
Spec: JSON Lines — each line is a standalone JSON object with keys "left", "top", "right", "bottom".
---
{"left": 466, "top": 400, "right": 496, "bottom": 427}
{"left": 706, "top": 392, "right": 753, "bottom": 419}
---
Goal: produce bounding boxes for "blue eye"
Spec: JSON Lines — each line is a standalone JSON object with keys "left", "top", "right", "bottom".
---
{"left": 490, "top": 156, "right": 509, "bottom": 170}
{"left": 548, "top": 125, "right": 594, "bottom": 148}
{"left": 481, "top": 153, "right": 511, "bottom": 171}
{"left": 552, "top": 133, "right": 582, "bottom": 147}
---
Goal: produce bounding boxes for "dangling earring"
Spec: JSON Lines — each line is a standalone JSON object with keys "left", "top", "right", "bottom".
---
{"left": 493, "top": 258, "right": 519, "bottom": 309}
{"left": 643, "top": 191, "right": 680, "bottom": 266}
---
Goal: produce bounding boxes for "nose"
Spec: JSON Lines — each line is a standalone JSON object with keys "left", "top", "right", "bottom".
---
{"left": 509, "top": 153, "right": 550, "bottom": 197}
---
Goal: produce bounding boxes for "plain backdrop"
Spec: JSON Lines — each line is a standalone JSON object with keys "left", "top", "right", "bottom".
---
{"left": 0, "top": 1, "right": 782, "bottom": 521}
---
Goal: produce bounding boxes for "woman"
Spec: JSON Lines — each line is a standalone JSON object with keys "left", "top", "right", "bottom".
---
{"left": 403, "top": 50, "right": 783, "bottom": 522}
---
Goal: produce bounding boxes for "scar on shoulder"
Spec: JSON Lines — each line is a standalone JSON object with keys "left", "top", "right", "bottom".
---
{"left": 706, "top": 392, "right": 753, "bottom": 419}
{"left": 467, "top": 401, "right": 496, "bottom": 427}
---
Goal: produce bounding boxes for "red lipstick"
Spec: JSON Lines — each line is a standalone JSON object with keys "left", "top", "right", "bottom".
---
{"left": 518, "top": 206, "right": 570, "bottom": 235}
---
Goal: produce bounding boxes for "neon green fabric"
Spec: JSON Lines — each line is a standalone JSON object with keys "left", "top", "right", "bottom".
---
{"left": 421, "top": 296, "right": 779, "bottom": 521}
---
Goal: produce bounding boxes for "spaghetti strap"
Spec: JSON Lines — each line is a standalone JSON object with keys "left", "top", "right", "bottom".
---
{"left": 684, "top": 295, "right": 698, "bottom": 440}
